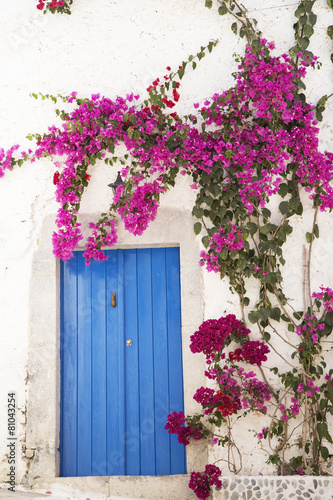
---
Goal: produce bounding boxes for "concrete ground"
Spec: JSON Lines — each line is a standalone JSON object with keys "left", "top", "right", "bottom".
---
{"left": 0, "top": 488, "right": 46, "bottom": 499}
{"left": 0, "top": 485, "right": 148, "bottom": 500}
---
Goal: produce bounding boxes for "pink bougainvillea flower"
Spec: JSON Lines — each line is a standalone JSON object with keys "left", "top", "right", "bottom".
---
{"left": 53, "top": 171, "right": 60, "bottom": 185}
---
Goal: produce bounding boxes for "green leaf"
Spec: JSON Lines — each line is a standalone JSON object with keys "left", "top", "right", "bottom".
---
{"left": 320, "top": 398, "right": 327, "bottom": 411}
{"left": 328, "top": 385, "right": 333, "bottom": 404}
{"left": 203, "top": 195, "right": 213, "bottom": 207}
{"left": 328, "top": 25, "right": 333, "bottom": 40}
{"left": 288, "top": 198, "right": 301, "bottom": 211}
{"left": 263, "top": 331, "right": 271, "bottom": 341}
{"left": 317, "top": 95, "right": 328, "bottom": 108}
{"left": 314, "top": 224, "right": 319, "bottom": 238}
{"left": 278, "top": 183, "right": 289, "bottom": 198}
{"left": 259, "top": 308, "right": 270, "bottom": 321}
{"left": 325, "top": 311, "right": 333, "bottom": 326}
{"left": 247, "top": 222, "right": 258, "bottom": 236}
{"left": 294, "top": 5, "right": 305, "bottom": 17}
{"left": 220, "top": 247, "right": 228, "bottom": 260}
{"left": 231, "top": 22, "right": 238, "bottom": 35}
{"left": 304, "top": 25, "right": 314, "bottom": 38}
{"left": 270, "top": 307, "right": 281, "bottom": 322}
{"left": 260, "top": 224, "right": 270, "bottom": 235}
{"left": 194, "top": 222, "right": 202, "bottom": 235}
{"left": 261, "top": 207, "right": 271, "bottom": 218}
{"left": 192, "top": 206, "right": 204, "bottom": 218}
{"left": 304, "top": 0, "right": 314, "bottom": 13}
{"left": 328, "top": 0, "right": 333, "bottom": 9}
{"left": 205, "top": 0, "right": 213, "bottom": 8}
{"left": 299, "top": 14, "right": 307, "bottom": 26}
{"left": 321, "top": 446, "right": 329, "bottom": 460}
{"left": 299, "top": 37, "right": 310, "bottom": 51}
{"left": 178, "top": 69, "right": 185, "bottom": 79}
{"left": 317, "top": 422, "right": 328, "bottom": 439}
{"left": 288, "top": 324, "right": 295, "bottom": 332}
{"left": 202, "top": 236, "right": 210, "bottom": 248}
{"left": 306, "top": 232, "right": 312, "bottom": 243}
{"left": 279, "top": 201, "right": 288, "bottom": 215}
{"left": 308, "top": 12, "right": 317, "bottom": 25}
{"left": 218, "top": 3, "right": 228, "bottom": 15}
{"left": 248, "top": 310, "right": 259, "bottom": 324}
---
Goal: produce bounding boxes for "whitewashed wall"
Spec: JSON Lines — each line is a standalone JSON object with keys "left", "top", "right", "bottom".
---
{"left": 0, "top": 0, "right": 332, "bottom": 498}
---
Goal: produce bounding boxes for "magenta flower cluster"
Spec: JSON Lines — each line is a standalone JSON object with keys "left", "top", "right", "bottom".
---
{"left": 116, "top": 181, "right": 163, "bottom": 236}
{"left": 229, "top": 340, "right": 270, "bottom": 366}
{"left": 188, "top": 316, "right": 271, "bottom": 419}
{"left": 296, "top": 379, "right": 320, "bottom": 397}
{"left": 1, "top": 41, "right": 332, "bottom": 269}
{"left": 164, "top": 411, "right": 203, "bottom": 446}
{"left": 0, "top": 145, "right": 20, "bottom": 178}
{"left": 280, "top": 397, "right": 300, "bottom": 421}
{"left": 295, "top": 314, "right": 325, "bottom": 344}
{"left": 200, "top": 223, "right": 245, "bottom": 273}
{"left": 193, "top": 385, "right": 241, "bottom": 417}
{"left": 189, "top": 464, "right": 222, "bottom": 500}
{"left": 83, "top": 220, "right": 118, "bottom": 265}
{"left": 239, "top": 369, "right": 272, "bottom": 413}
{"left": 196, "top": 45, "right": 332, "bottom": 214}
{"left": 164, "top": 411, "right": 185, "bottom": 434}
{"left": 189, "top": 314, "right": 250, "bottom": 361}
{"left": 312, "top": 286, "right": 333, "bottom": 312}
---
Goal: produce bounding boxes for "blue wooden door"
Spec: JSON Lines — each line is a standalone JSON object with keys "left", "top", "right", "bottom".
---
{"left": 60, "top": 247, "right": 186, "bottom": 476}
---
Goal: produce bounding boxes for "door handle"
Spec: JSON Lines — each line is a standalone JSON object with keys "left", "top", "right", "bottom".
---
{"left": 111, "top": 292, "right": 116, "bottom": 308}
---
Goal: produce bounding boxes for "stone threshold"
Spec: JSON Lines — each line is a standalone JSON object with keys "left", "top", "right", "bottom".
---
{"left": 33, "top": 475, "right": 194, "bottom": 500}
{"left": 3, "top": 475, "right": 332, "bottom": 500}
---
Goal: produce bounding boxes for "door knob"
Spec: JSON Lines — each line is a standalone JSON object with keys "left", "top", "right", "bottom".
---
{"left": 126, "top": 339, "right": 132, "bottom": 346}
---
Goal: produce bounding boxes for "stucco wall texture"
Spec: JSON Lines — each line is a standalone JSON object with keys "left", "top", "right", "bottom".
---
{"left": 0, "top": 0, "right": 332, "bottom": 499}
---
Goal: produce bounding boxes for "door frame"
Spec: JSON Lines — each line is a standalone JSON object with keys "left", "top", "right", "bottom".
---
{"left": 26, "top": 207, "right": 208, "bottom": 487}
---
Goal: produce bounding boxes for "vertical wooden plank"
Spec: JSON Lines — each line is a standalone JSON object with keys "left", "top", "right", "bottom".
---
{"left": 60, "top": 255, "right": 78, "bottom": 477}
{"left": 124, "top": 249, "right": 140, "bottom": 475}
{"left": 91, "top": 259, "right": 107, "bottom": 475}
{"left": 166, "top": 248, "right": 187, "bottom": 474}
{"left": 151, "top": 248, "right": 171, "bottom": 475}
{"left": 77, "top": 257, "right": 92, "bottom": 476}
{"left": 106, "top": 250, "right": 126, "bottom": 475}
{"left": 137, "top": 249, "right": 156, "bottom": 475}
